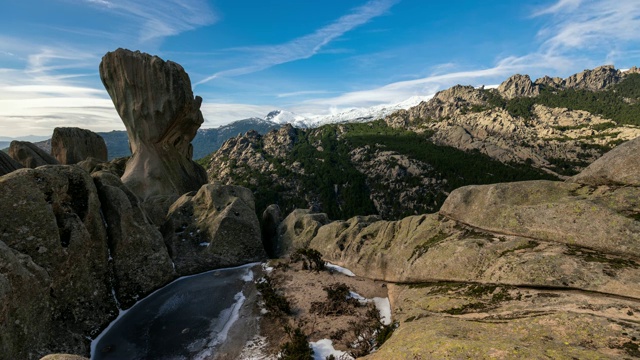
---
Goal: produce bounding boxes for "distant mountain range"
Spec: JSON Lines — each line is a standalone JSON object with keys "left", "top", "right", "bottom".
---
{"left": 2, "top": 95, "right": 429, "bottom": 159}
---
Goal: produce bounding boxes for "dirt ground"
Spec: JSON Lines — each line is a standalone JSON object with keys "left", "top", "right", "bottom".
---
{"left": 255, "top": 257, "right": 390, "bottom": 358}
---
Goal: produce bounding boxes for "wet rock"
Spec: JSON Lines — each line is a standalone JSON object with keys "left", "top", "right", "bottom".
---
{"left": 51, "top": 127, "right": 107, "bottom": 164}
{"left": 99, "top": 48, "right": 207, "bottom": 199}
{"left": 9, "top": 141, "right": 58, "bottom": 168}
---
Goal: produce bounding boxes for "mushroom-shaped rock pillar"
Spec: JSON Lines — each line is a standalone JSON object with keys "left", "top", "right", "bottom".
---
{"left": 99, "top": 48, "right": 207, "bottom": 200}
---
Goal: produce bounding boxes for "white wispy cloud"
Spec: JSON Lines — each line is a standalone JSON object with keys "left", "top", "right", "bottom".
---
{"left": 277, "top": 90, "right": 333, "bottom": 98}
{"left": 82, "top": 0, "right": 217, "bottom": 42}
{"left": 536, "top": 0, "right": 640, "bottom": 52}
{"left": 289, "top": 0, "right": 640, "bottom": 115}
{"left": 194, "top": 0, "right": 399, "bottom": 86}
{"left": 199, "top": 103, "right": 276, "bottom": 127}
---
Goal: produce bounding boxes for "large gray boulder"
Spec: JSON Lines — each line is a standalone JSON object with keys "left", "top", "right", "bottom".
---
{"left": 0, "top": 150, "right": 23, "bottom": 176}
{"left": 0, "top": 166, "right": 116, "bottom": 359}
{"left": 569, "top": 135, "right": 640, "bottom": 186}
{"left": 163, "top": 183, "right": 266, "bottom": 275}
{"left": 277, "top": 209, "right": 331, "bottom": 257}
{"left": 51, "top": 127, "right": 107, "bottom": 165}
{"left": 92, "top": 171, "right": 176, "bottom": 308}
{"left": 99, "top": 48, "right": 207, "bottom": 200}
{"left": 9, "top": 141, "right": 58, "bottom": 168}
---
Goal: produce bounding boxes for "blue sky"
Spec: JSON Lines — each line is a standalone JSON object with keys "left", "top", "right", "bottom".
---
{"left": 1, "top": 0, "right": 640, "bottom": 137}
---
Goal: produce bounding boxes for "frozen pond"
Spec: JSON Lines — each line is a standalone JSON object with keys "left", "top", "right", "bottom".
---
{"left": 91, "top": 263, "right": 260, "bottom": 360}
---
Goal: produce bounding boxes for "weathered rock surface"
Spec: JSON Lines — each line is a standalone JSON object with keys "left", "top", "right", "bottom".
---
{"left": 0, "top": 166, "right": 116, "bottom": 359}
{"left": 99, "top": 48, "right": 207, "bottom": 200}
{"left": 0, "top": 150, "right": 23, "bottom": 176}
{"left": 92, "top": 171, "right": 176, "bottom": 308}
{"left": 39, "top": 355, "right": 89, "bottom": 360}
{"left": 570, "top": 135, "right": 640, "bottom": 186}
{"left": 563, "top": 64, "right": 622, "bottom": 91}
{"left": 278, "top": 136, "right": 640, "bottom": 358}
{"left": 51, "top": 127, "right": 108, "bottom": 165}
{"left": 9, "top": 141, "right": 59, "bottom": 168}
{"left": 76, "top": 156, "right": 128, "bottom": 177}
{"left": 277, "top": 209, "right": 331, "bottom": 257}
{"left": 497, "top": 74, "right": 540, "bottom": 99}
{"left": 163, "top": 183, "right": 266, "bottom": 276}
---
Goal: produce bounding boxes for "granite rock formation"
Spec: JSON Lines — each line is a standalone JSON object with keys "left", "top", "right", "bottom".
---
{"left": 570, "top": 135, "right": 640, "bottom": 186}
{"left": 99, "top": 48, "right": 207, "bottom": 200}
{"left": 51, "top": 127, "right": 108, "bottom": 165}
{"left": 261, "top": 204, "right": 282, "bottom": 258}
{"left": 163, "top": 182, "right": 266, "bottom": 276}
{"left": 9, "top": 141, "right": 59, "bottom": 168}
{"left": 497, "top": 74, "right": 540, "bottom": 99}
{"left": 282, "top": 135, "right": 640, "bottom": 358}
{"left": 0, "top": 150, "right": 23, "bottom": 176}
{"left": 0, "top": 166, "right": 116, "bottom": 359}
{"left": 92, "top": 171, "right": 176, "bottom": 308}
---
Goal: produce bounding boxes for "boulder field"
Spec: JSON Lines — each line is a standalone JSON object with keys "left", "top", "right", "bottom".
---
{"left": 0, "top": 49, "right": 264, "bottom": 359}
{"left": 282, "top": 135, "right": 640, "bottom": 358}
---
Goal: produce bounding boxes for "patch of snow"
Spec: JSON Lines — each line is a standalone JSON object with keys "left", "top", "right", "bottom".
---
{"left": 373, "top": 297, "right": 392, "bottom": 325}
{"left": 347, "top": 292, "right": 392, "bottom": 325}
{"left": 242, "top": 269, "right": 254, "bottom": 282}
{"left": 261, "top": 263, "right": 274, "bottom": 272}
{"left": 238, "top": 335, "right": 276, "bottom": 360}
{"left": 310, "top": 339, "right": 354, "bottom": 360}
{"left": 325, "top": 262, "right": 356, "bottom": 277}
{"left": 199, "top": 242, "right": 209, "bottom": 247}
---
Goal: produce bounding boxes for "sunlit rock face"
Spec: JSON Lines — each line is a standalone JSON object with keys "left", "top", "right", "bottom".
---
{"left": 99, "top": 48, "right": 207, "bottom": 200}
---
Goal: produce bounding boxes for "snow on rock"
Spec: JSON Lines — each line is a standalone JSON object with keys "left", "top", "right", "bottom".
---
{"left": 373, "top": 297, "right": 392, "bottom": 325}
{"left": 310, "top": 339, "right": 354, "bottom": 360}
{"left": 325, "top": 262, "right": 356, "bottom": 277}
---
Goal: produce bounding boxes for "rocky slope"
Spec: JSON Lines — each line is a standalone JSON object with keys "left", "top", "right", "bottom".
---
{"left": 279, "top": 135, "right": 640, "bottom": 359}
{"left": 204, "top": 65, "right": 640, "bottom": 222}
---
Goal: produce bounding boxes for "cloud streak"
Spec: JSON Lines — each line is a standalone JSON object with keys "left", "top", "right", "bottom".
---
{"left": 194, "top": 0, "right": 399, "bottom": 86}
{"left": 82, "top": 0, "right": 217, "bottom": 42}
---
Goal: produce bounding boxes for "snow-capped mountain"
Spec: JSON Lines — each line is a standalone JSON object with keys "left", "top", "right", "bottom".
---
{"left": 235, "top": 95, "right": 433, "bottom": 130}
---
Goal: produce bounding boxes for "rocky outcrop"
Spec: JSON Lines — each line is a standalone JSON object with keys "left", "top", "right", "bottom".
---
{"left": 99, "top": 48, "right": 207, "bottom": 200}
{"left": 263, "top": 124, "right": 298, "bottom": 159}
{"left": 534, "top": 75, "right": 563, "bottom": 89}
{"left": 163, "top": 183, "right": 266, "bottom": 276}
{"left": 563, "top": 64, "right": 622, "bottom": 91}
{"left": 498, "top": 74, "right": 540, "bottom": 99}
{"left": 570, "top": 135, "right": 640, "bottom": 186}
{"left": 76, "top": 156, "right": 128, "bottom": 177}
{"left": 277, "top": 209, "right": 331, "bottom": 256}
{"left": 51, "top": 127, "right": 108, "bottom": 165}
{"left": 0, "top": 166, "right": 116, "bottom": 359}
{"left": 0, "top": 150, "right": 23, "bottom": 175}
{"left": 92, "top": 171, "right": 176, "bottom": 308}
{"left": 9, "top": 141, "right": 59, "bottom": 168}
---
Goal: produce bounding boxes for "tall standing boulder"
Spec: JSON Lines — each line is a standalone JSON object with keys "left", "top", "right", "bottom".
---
{"left": 9, "top": 141, "right": 59, "bottom": 168}
{"left": 99, "top": 48, "right": 207, "bottom": 200}
{"left": 51, "top": 127, "right": 108, "bottom": 165}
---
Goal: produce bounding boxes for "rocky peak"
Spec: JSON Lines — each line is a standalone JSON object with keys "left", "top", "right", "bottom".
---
{"left": 263, "top": 124, "right": 297, "bottom": 159}
{"left": 534, "top": 75, "right": 563, "bottom": 89}
{"left": 498, "top": 74, "right": 540, "bottom": 99}
{"left": 99, "top": 48, "right": 207, "bottom": 199}
{"left": 563, "top": 65, "right": 622, "bottom": 91}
